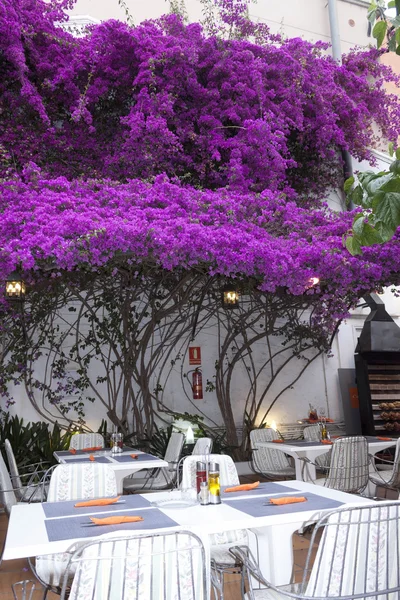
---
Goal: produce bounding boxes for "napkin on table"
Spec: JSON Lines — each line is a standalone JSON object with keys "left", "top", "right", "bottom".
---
{"left": 75, "top": 496, "right": 121, "bottom": 508}
{"left": 82, "top": 446, "right": 103, "bottom": 452}
{"left": 90, "top": 516, "right": 143, "bottom": 526}
{"left": 321, "top": 440, "right": 333, "bottom": 445}
{"left": 69, "top": 448, "right": 77, "bottom": 455}
{"left": 130, "top": 454, "right": 139, "bottom": 459}
{"left": 225, "top": 481, "right": 260, "bottom": 493}
{"left": 272, "top": 439, "right": 284, "bottom": 444}
{"left": 270, "top": 496, "right": 306, "bottom": 505}
{"left": 89, "top": 454, "right": 95, "bottom": 461}
{"left": 376, "top": 437, "right": 392, "bottom": 441}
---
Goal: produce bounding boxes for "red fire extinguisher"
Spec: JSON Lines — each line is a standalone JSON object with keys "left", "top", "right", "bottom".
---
{"left": 191, "top": 368, "right": 203, "bottom": 400}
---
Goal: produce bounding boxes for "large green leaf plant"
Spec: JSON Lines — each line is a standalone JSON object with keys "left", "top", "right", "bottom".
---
{"left": 345, "top": 148, "right": 400, "bottom": 255}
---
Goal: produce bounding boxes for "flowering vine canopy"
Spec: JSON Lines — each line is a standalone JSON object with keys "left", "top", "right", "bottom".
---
{"left": 1, "top": 0, "right": 400, "bottom": 336}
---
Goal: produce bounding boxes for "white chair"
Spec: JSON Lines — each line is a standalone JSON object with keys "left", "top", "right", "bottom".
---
{"left": 4, "top": 439, "right": 48, "bottom": 502}
{"left": 61, "top": 530, "right": 208, "bottom": 600}
{"left": 192, "top": 437, "right": 213, "bottom": 455}
{"left": 369, "top": 437, "right": 400, "bottom": 496}
{"left": 303, "top": 425, "right": 331, "bottom": 471}
{"left": 0, "top": 450, "right": 46, "bottom": 516}
{"left": 69, "top": 433, "right": 104, "bottom": 450}
{"left": 182, "top": 454, "right": 249, "bottom": 599}
{"left": 304, "top": 436, "right": 370, "bottom": 494}
{"left": 229, "top": 501, "right": 400, "bottom": 600}
{"left": 123, "top": 431, "right": 184, "bottom": 493}
{"left": 32, "top": 463, "right": 118, "bottom": 598}
{"left": 250, "top": 428, "right": 295, "bottom": 479}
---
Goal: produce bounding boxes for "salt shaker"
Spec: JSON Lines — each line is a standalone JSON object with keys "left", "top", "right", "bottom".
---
{"left": 196, "top": 461, "right": 207, "bottom": 494}
{"left": 199, "top": 481, "right": 210, "bottom": 505}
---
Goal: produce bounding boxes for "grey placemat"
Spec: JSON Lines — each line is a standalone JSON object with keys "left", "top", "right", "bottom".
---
{"left": 223, "top": 492, "right": 343, "bottom": 517}
{"left": 45, "top": 508, "right": 179, "bottom": 541}
{"left": 284, "top": 441, "right": 327, "bottom": 447}
{"left": 112, "top": 453, "right": 161, "bottom": 463}
{"left": 221, "top": 482, "right": 296, "bottom": 498}
{"left": 365, "top": 436, "right": 395, "bottom": 443}
{"left": 43, "top": 494, "right": 152, "bottom": 518}
{"left": 61, "top": 456, "right": 112, "bottom": 464}
{"left": 56, "top": 449, "right": 110, "bottom": 458}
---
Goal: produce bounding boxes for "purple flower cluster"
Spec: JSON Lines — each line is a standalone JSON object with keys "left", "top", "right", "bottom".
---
{"left": 0, "top": 0, "right": 400, "bottom": 337}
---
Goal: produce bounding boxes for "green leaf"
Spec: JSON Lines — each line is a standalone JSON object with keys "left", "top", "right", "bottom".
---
{"left": 348, "top": 184, "right": 364, "bottom": 207}
{"left": 358, "top": 222, "right": 384, "bottom": 246}
{"left": 375, "top": 220, "right": 396, "bottom": 242}
{"left": 389, "top": 142, "right": 395, "bottom": 157}
{"left": 345, "top": 236, "right": 361, "bottom": 256}
{"left": 373, "top": 183, "right": 400, "bottom": 231}
{"left": 373, "top": 20, "right": 388, "bottom": 48}
{"left": 389, "top": 159, "right": 400, "bottom": 175}
{"left": 344, "top": 176, "right": 354, "bottom": 193}
{"left": 396, "top": 148, "right": 400, "bottom": 160}
{"left": 388, "top": 1, "right": 396, "bottom": 7}
{"left": 388, "top": 33, "right": 397, "bottom": 52}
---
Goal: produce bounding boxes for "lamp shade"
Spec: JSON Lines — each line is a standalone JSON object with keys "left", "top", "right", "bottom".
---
{"left": 5, "top": 272, "right": 26, "bottom": 300}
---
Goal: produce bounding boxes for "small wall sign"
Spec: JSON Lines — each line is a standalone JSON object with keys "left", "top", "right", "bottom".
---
{"left": 189, "top": 347, "right": 201, "bottom": 365}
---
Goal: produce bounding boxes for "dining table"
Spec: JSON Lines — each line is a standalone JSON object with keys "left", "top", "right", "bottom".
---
{"left": 53, "top": 447, "right": 168, "bottom": 494}
{"left": 3, "top": 479, "right": 374, "bottom": 589}
{"left": 257, "top": 436, "right": 397, "bottom": 481}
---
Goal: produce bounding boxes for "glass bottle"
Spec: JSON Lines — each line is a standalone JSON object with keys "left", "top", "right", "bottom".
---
{"left": 320, "top": 421, "right": 327, "bottom": 441}
{"left": 208, "top": 462, "right": 221, "bottom": 505}
{"left": 196, "top": 461, "right": 207, "bottom": 494}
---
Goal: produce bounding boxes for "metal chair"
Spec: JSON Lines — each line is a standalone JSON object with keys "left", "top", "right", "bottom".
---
{"left": 229, "top": 501, "right": 400, "bottom": 600}
{"left": 369, "top": 437, "right": 400, "bottom": 496}
{"left": 69, "top": 432, "right": 104, "bottom": 450}
{"left": 123, "top": 431, "right": 185, "bottom": 492}
{"left": 192, "top": 437, "right": 213, "bottom": 455}
{"left": 61, "top": 530, "right": 209, "bottom": 600}
{"left": 303, "top": 435, "right": 370, "bottom": 494}
{"left": 302, "top": 425, "right": 330, "bottom": 471}
{"left": 181, "top": 454, "right": 249, "bottom": 600}
{"left": 4, "top": 439, "right": 48, "bottom": 502}
{"left": 32, "top": 463, "right": 118, "bottom": 598}
{"left": 0, "top": 450, "right": 45, "bottom": 516}
{"left": 250, "top": 428, "right": 295, "bottom": 479}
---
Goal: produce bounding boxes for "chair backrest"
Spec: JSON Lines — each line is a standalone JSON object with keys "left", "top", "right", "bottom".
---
{"left": 249, "top": 428, "right": 292, "bottom": 473}
{"left": 69, "top": 433, "right": 104, "bottom": 450}
{"left": 303, "top": 425, "right": 331, "bottom": 469}
{"left": 192, "top": 437, "right": 213, "bottom": 455}
{"left": 4, "top": 439, "right": 23, "bottom": 496}
{"left": 324, "top": 436, "right": 369, "bottom": 493}
{"left": 181, "top": 454, "right": 239, "bottom": 489}
{"left": 304, "top": 502, "right": 400, "bottom": 598}
{"left": 63, "top": 529, "right": 207, "bottom": 600}
{"left": 48, "top": 464, "right": 117, "bottom": 502}
{"left": 383, "top": 437, "right": 400, "bottom": 488}
{"left": 164, "top": 431, "right": 185, "bottom": 464}
{"left": 0, "top": 451, "right": 17, "bottom": 515}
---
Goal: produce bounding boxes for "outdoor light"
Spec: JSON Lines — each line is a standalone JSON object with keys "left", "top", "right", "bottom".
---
{"left": 186, "top": 426, "right": 195, "bottom": 444}
{"left": 222, "top": 286, "right": 240, "bottom": 309}
{"left": 270, "top": 420, "right": 277, "bottom": 431}
{"left": 5, "top": 271, "right": 26, "bottom": 301}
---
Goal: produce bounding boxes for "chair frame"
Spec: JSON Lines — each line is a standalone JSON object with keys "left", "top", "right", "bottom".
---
{"left": 301, "top": 435, "right": 370, "bottom": 495}
{"left": 369, "top": 438, "right": 400, "bottom": 494}
{"left": 60, "top": 530, "right": 209, "bottom": 600}
{"left": 230, "top": 501, "right": 400, "bottom": 600}
{"left": 250, "top": 428, "right": 295, "bottom": 480}
{"left": 4, "top": 439, "right": 49, "bottom": 503}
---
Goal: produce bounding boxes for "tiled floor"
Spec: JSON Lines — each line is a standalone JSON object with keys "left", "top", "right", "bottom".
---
{"left": 0, "top": 475, "right": 315, "bottom": 600}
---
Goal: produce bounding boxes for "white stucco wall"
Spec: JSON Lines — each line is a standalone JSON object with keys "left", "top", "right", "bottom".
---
{"left": 69, "top": 0, "right": 372, "bottom": 54}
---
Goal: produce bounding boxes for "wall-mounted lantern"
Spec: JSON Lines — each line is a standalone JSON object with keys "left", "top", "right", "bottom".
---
{"left": 222, "top": 286, "right": 240, "bottom": 309}
{"left": 5, "top": 271, "right": 26, "bottom": 301}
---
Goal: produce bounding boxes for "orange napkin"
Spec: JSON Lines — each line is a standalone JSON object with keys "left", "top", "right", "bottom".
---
{"left": 270, "top": 496, "right": 306, "bottom": 505}
{"left": 321, "top": 440, "right": 333, "bottom": 445}
{"left": 75, "top": 496, "right": 121, "bottom": 508}
{"left": 90, "top": 515, "right": 143, "bottom": 526}
{"left": 272, "top": 439, "right": 284, "bottom": 443}
{"left": 69, "top": 448, "right": 77, "bottom": 454}
{"left": 130, "top": 454, "right": 139, "bottom": 459}
{"left": 225, "top": 481, "right": 260, "bottom": 493}
{"left": 376, "top": 437, "right": 393, "bottom": 441}
{"left": 82, "top": 446, "right": 103, "bottom": 452}
{"left": 89, "top": 454, "right": 95, "bottom": 461}
{"left": 325, "top": 418, "right": 335, "bottom": 423}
